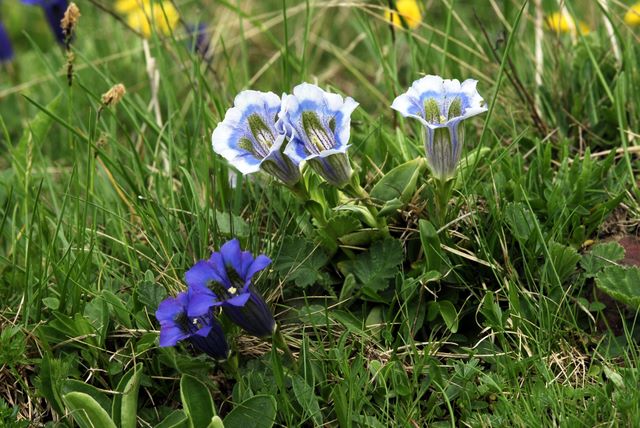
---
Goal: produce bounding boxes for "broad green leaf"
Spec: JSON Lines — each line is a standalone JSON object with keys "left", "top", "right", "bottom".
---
{"left": 180, "top": 374, "right": 216, "bottom": 428}
{"left": 223, "top": 395, "right": 277, "bottom": 428}
{"left": 504, "top": 202, "right": 537, "bottom": 244}
{"left": 596, "top": 266, "right": 640, "bottom": 308}
{"left": 365, "top": 306, "right": 384, "bottom": 339}
{"left": 215, "top": 210, "right": 250, "bottom": 238}
{"left": 207, "top": 416, "right": 225, "bottom": 428}
{"left": 338, "top": 274, "right": 357, "bottom": 305}
{"left": 581, "top": 242, "right": 625, "bottom": 277}
{"left": 371, "top": 158, "right": 426, "bottom": 202}
{"left": 111, "top": 363, "right": 143, "bottom": 428}
{"left": 291, "top": 376, "right": 323, "bottom": 427}
{"left": 324, "top": 213, "right": 360, "bottom": 239}
{"left": 274, "top": 237, "right": 330, "bottom": 288}
{"left": 63, "top": 392, "right": 117, "bottom": 428}
{"left": 62, "top": 380, "right": 112, "bottom": 414}
{"left": 544, "top": 241, "right": 580, "bottom": 285}
{"left": 347, "top": 239, "right": 403, "bottom": 292}
{"left": 42, "top": 297, "right": 60, "bottom": 310}
{"left": 438, "top": 301, "right": 459, "bottom": 333}
{"left": 156, "top": 410, "right": 189, "bottom": 428}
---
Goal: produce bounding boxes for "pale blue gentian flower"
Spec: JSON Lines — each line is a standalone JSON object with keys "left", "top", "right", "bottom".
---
{"left": 278, "top": 83, "right": 359, "bottom": 188}
{"left": 391, "top": 75, "right": 487, "bottom": 181}
{"left": 212, "top": 90, "right": 301, "bottom": 186}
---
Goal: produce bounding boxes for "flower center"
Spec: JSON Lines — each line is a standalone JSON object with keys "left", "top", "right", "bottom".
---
{"left": 302, "top": 111, "right": 334, "bottom": 154}
{"left": 424, "top": 97, "right": 463, "bottom": 124}
{"left": 238, "top": 113, "right": 274, "bottom": 159}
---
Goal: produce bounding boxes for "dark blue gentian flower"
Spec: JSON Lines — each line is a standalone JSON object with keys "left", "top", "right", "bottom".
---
{"left": 22, "top": 0, "right": 69, "bottom": 44}
{"left": 186, "top": 23, "right": 210, "bottom": 57}
{"left": 186, "top": 239, "right": 276, "bottom": 337}
{"left": 155, "top": 291, "right": 229, "bottom": 361}
{"left": 0, "top": 21, "right": 14, "bottom": 63}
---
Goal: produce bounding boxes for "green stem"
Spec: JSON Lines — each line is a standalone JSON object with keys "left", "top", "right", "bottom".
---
{"left": 342, "top": 180, "right": 391, "bottom": 237}
{"left": 272, "top": 326, "right": 298, "bottom": 370}
{"left": 434, "top": 178, "right": 454, "bottom": 228}
{"left": 288, "top": 180, "right": 328, "bottom": 227}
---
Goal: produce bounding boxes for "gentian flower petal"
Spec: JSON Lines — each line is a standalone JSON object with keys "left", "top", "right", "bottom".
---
{"left": 188, "top": 239, "right": 276, "bottom": 337}
{"left": 185, "top": 260, "right": 226, "bottom": 288}
{"left": 391, "top": 75, "right": 487, "bottom": 181}
{"left": 155, "top": 290, "right": 229, "bottom": 359}
{"left": 245, "top": 254, "right": 271, "bottom": 284}
{"left": 279, "top": 83, "right": 358, "bottom": 187}
{"left": 22, "top": 0, "right": 69, "bottom": 44}
{"left": 0, "top": 21, "right": 15, "bottom": 63}
{"left": 212, "top": 90, "right": 301, "bottom": 185}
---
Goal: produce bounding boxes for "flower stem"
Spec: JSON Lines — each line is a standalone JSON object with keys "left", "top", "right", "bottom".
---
{"left": 288, "top": 180, "right": 328, "bottom": 227}
{"left": 342, "top": 180, "right": 391, "bottom": 237}
{"left": 434, "top": 178, "right": 454, "bottom": 228}
{"left": 272, "top": 326, "right": 298, "bottom": 370}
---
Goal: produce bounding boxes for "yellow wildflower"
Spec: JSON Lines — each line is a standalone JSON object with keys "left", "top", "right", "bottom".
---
{"left": 115, "top": 0, "right": 150, "bottom": 15}
{"left": 384, "top": 0, "right": 422, "bottom": 30}
{"left": 124, "top": 2, "right": 180, "bottom": 38}
{"left": 546, "top": 11, "right": 590, "bottom": 35}
{"left": 624, "top": 2, "right": 640, "bottom": 26}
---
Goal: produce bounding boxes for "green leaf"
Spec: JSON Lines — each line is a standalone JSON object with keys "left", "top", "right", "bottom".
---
{"left": 62, "top": 392, "right": 117, "bottom": 428}
{"left": 438, "top": 301, "right": 459, "bottom": 333}
{"left": 207, "top": 416, "right": 225, "bottom": 428}
{"left": 111, "top": 363, "right": 143, "bottom": 428}
{"left": 134, "top": 275, "right": 167, "bottom": 310}
{"left": 596, "top": 266, "right": 640, "bottom": 308}
{"left": 581, "top": 242, "right": 625, "bottom": 277}
{"left": 347, "top": 239, "right": 403, "bottom": 292}
{"left": 62, "top": 380, "right": 112, "bottom": 415}
{"left": 365, "top": 306, "right": 384, "bottom": 339}
{"left": 42, "top": 297, "right": 60, "bottom": 310}
{"left": 291, "top": 376, "right": 323, "bottom": 427}
{"left": 223, "top": 395, "right": 277, "bottom": 428}
{"left": 101, "top": 290, "right": 132, "bottom": 329}
{"left": 419, "top": 220, "right": 442, "bottom": 272}
{"left": 274, "top": 237, "right": 330, "bottom": 288}
{"left": 370, "top": 158, "right": 426, "bottom": 202}
{"left": 544, "top": 241, "right": 580, "bottom": 285}
{"left": 323, "top": 213, "right": 360, "bottom": 239}
{"left": 10, "top": 94, "right": 63, "bottom": 189}
{"left": 180, "top": 374, "right": 216, "bottom": 428}
{"left": 503, "top": 202, "right": 537, "bottom": 244}
{"left": 156, "top": 410, "right": 189, "bottom": 428}
{"left": 338, "top": 274, "right": 357, "bottom": 305}
{"left": 215, "top": 210, "right": 250, "bottom": 238}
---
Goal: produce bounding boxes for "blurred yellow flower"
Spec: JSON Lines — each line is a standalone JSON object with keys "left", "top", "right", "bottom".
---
{"left": 384, "top": 0, "right": 422, "bottom": 30}
{"left": 123, "top": 1, "right": 180, "bottom": 38}
{"left": 546, "top": 11, "right": 590, "bottom": 35}
{"left": 115, "top": 0, "right": 149, "bottom": 15}
{"left": 625, "top": 3, "right": 640, "bottom": 26}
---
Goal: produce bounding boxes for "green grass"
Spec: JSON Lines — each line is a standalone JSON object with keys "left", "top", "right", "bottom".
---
{"left": 1, "top": 0, "right": 640, "bottom": 426}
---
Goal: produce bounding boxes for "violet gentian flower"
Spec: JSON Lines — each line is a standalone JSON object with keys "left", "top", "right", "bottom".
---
{"left": 391, "top": 75, "right": 487, "bottom": 181}
{"left": 186, "top": 23, "right": 210, "bottom": 57}
{"left": 278, "top": 83, "right": 359, "bottom": 187}
{"left": 0, "top": 21, "right": 14, "bottom": 63}
{"left": 22, "top": 0, "right": 69, "bottom": 44}
{"left": 212, "top": 91, "right": 301, "bottom": 186}
{"left": 185, "top": 239, "right": 276, "bottom": 337}
{"left": 155, "top": 291, "right": 229, "bottom": 360}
